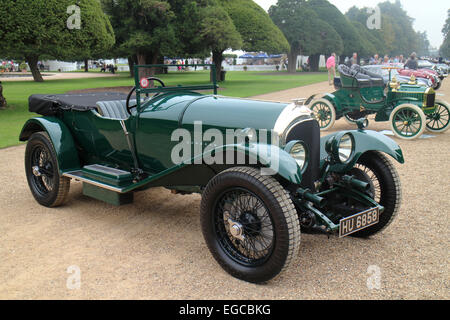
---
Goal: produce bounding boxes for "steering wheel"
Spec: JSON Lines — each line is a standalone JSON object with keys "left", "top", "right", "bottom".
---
{"left": 126, "top": 77, "right": 166, "bottom": 115}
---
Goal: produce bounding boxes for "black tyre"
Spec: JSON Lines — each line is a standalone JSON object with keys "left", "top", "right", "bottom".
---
{"left": 25, "top": 132, "right": 70, "bottom": 207}
{"left": 434, "top": 81, "right": 441, "bottom": 90}
{"left": 200, "top": 167, "right": 300, "bottom": 283}
{"left": 349, "top": 151, "right": 401, "bottom": 237}
{"left": 426, "top": 100, "right": 450, "bottom": 133}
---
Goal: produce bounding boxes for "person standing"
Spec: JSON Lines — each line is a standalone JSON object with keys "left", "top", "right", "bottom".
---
{"left": 0, "top": 81, "right": 7, "bottom": 110}
{"left": 370, "top": 54, "right": 381, "bottom": 65}
{"left": 404, "top": 52, "right": 418, "bottom": 70}
{"left": 326, "top": 53, "right": 336, "bottom": 85}
{"left": 350, "top": 52, "right": 358, "bottom": 66}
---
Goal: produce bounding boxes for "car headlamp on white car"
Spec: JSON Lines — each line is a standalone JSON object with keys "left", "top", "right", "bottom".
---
{"left": 325, "top": 132, "right": 355, "bottom": 164}
{"left": 285, "top": 140, "right": 308, "bottom": 171}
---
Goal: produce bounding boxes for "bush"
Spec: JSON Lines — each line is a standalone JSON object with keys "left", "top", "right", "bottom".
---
{"left": 243, "top": 66, "right": 248, "bottom": 71}
{"left": 19, "top": 62, "right": 28, "bottom": 71}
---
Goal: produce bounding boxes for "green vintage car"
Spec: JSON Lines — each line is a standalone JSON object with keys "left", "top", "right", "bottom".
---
{"left": 20, "top": 65, "right": 404, "bottom": 283}
{"left": 309, "top": 64, "right": 450, "bottom": 139}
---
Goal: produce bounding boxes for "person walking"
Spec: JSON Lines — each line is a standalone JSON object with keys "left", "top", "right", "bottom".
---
{"left": 326, "top": 53, "right": 336, "bottom": 85}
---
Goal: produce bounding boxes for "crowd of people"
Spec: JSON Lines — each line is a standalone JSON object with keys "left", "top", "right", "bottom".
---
{"left": 326, "top": 51, "right": 421, "bottom": 85}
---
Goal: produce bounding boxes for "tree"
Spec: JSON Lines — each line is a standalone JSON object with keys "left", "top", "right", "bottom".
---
{"left": 307, "top": 0, "right": 363, "bottom": 65}
{"left": 443, "top": 9, "right": 450, "bottom": 36}
{"left": 440, "top": 9, "right": 450, "bottom": 58}
{"left": 416, "top": 31, "right": 430, "bottom": 57}
{"left": 103, "top": 0, "right": 288, "bottom": 81}
{"left": 198, "top": 4, "right": 243, "bottom": 79}
{"left": 269, "top": 0, "right": 343, "bottom": 72}
{"left": 217, "top": 0, "right": 290, "bottom": 78}
{"left": 0, "top": 0, "right": 115, "bottom": 82}
{"left": 0, "top": 82, "right": 6, "bottom": 110}
{"left": 102, "top": 0, "right": 177, "bottom": 78}
{"left": 346, "top": 2, "right": 431, "bottom": 58}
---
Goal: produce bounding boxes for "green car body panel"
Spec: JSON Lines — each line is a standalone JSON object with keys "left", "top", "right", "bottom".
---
{"left": 20, "top": 117, "right": 81, "bottom": 173}
{"left": 320, "top": 129, "right": 405, "bottom": 173}
{"left": 20, "top": 64, "right": 405, "bottom": 240}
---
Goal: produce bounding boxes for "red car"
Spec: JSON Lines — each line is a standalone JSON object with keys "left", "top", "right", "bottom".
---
{"left": 398, "top": 68, "right": 441, "bottom": 90}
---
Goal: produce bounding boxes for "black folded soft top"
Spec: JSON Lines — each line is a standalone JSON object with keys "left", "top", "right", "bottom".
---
{"left": 29, "top": 92, "right": 128, "bottom": 116}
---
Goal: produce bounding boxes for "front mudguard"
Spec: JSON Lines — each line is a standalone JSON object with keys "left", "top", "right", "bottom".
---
{"left": 320, "top": 129, "right": 404, "bottom": 173}
{"left": 196, "top": 143, "right": 303, "bottom": 185}
{"left": 19, "top": 117, "right": 81, "bottom": 173}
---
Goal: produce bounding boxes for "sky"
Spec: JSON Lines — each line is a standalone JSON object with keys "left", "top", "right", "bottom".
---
{"left": 253, "top": 0, "right": 448, "bottom": 48}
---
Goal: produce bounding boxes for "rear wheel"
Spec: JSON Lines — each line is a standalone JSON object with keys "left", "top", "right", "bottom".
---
{"left": 426, "top": 100, "right": 450, "bottom": 133}
{"left": 200, "top": 167, "right": 300, "bottom": 283}
{"left": 25, "top": 132, "right": 70, "bottom": 207}
{"left": 350, "top": 152, "right": 401, "bottom": 237}
{"left": 309, "top": 98, "right": 336, "bottom": 131}
{"left": 389, "top": 104, "right": 426, "bottom": 140}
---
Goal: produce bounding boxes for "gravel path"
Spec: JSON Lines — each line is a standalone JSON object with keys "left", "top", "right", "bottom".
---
{"left": 0, "top": 80, "right": 448, "bottom": 299}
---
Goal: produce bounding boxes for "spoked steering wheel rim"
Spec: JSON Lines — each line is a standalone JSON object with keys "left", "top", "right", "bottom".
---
{"left": 126, "top": 77, "right": 166, "bottom": 115}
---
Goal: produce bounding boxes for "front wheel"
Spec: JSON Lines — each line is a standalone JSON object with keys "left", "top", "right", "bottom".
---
{"left": 433, "top": 81, "right": 441, "bottom": 90}
{"left": 350, "top": 151, "right": 402, "bottom": 237}
{"left": 25, "top": 132, "right": 70, "bottom": 207}
{"left": 389, "top": 104, "right": 426, "bottom": 140}
{"left": 200, "top": 167, "right": 300, "bottom": 283}
{"left": 426, "top": 100, "right": 450, "bottom": 133}
{"left": 309, "top": 98, "right": 336, "bottom": 131}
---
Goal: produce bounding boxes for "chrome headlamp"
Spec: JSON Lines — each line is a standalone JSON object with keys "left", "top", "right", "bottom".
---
{"left": 325, "top": 132, "right": 355, "bottom": 164}
{"left": 285, "top": 140, "right": 308, "bottom": 171}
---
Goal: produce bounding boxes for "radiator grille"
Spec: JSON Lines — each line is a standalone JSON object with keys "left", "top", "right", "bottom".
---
{"left": 285, "top": 119, "right": 320, "bottom": 190}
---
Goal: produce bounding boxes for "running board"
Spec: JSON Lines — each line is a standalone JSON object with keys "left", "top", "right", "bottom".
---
{"left": 63, "top": 170, "right": 126, "bottom": 193}
{"left": 63, "top": 170, "right": 135, "bottom": 206}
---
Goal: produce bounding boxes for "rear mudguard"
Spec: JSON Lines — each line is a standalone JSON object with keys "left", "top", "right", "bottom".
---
{"left": 320, "top": 129, "right": 404, "bottom": 173}
{"left": 19, "top": 117, "right": 81, "bottom": 173}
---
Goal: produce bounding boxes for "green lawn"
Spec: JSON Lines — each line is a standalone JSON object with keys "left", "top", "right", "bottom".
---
{"left": 0, "top": 71, "right": 327, "bottom": 148}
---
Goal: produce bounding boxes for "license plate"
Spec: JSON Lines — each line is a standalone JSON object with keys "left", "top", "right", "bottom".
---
{"left": 339, "top": 207, "right": 380, "bottom": 238}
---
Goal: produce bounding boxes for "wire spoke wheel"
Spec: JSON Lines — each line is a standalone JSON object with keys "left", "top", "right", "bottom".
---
{"left": 390, "top": 104, "right": 425, "bottom": 140}
{"left": 426, "top": 100, "right": 450, "bottom": 133}
{"left": 351, "top": 165, "right": 381, "bottom": 203}
{"left": 310, "top": 98, "right": 336, "bottom": 130}
{"left": 200, "top": 167, "right": 300, "bottom": 283}
{"left": 25, "top": 132, "right": 70, "bottom": 207}
{"left": 349, "top": 151, "right": 401, "bottom": 238}
{"left": 215, "top": 188, "right": 274, "bottom": 266}
{"left": 30, "top": 145, "right": 55, "bottom": 195}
